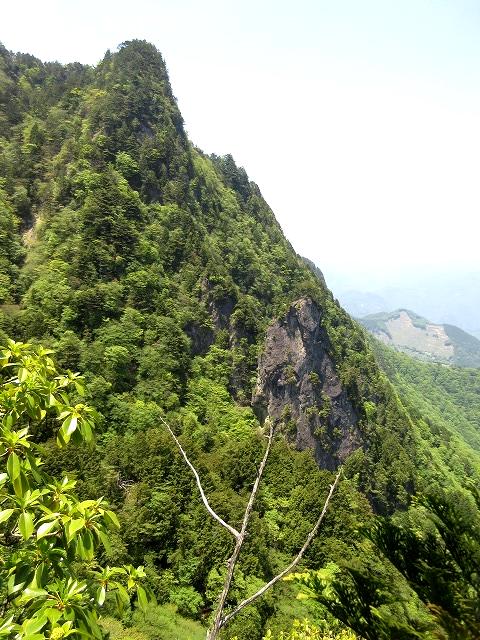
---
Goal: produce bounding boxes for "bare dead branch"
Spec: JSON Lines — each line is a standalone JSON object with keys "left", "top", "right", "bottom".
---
{"left": 163, "top": 408, "right": 341, "bottom": 640}
{"left": 160, "top": 415, "right": 240, "bottom": 539}
{"left": 220, "top": 468, "right": 342, "bottom": 628}
{"left": 207, "top": 419, "right": 274, "bottom": 639}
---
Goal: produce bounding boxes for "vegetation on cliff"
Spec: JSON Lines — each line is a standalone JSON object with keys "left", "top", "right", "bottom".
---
{"left": 1, "top": 40, "right": 479, "bottom": 638}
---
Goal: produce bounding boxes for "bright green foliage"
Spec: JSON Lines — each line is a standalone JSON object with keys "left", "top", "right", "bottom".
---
{"left": 101, "top": 603, "right": 206, "bottom": 640}
{"left": 263, "top": 619, "right": 356, "bottom": 639}
{"left": 169, "top": 586, "right": 204, "bottom": 618}
{"left": 369, "top": 487, "right": 480, "bottom": 639}
{"left": 0, "top": 39, "right": 423, "bottom": 515}
{"left": 1, "top": 39, "right": 480, "bottom": 638}
{"left": 0, "top": 341, "right": 148, "bottom": 639}
{"left": 367, "top": 339, "right": 480, "bottom": 494}
{"left": 294, "top": 562, "right": 432, "bottom": 639}
{"left": 0, "top": 182, "right": 25, "bottom": 303}
{"left": 373, "top": 339, "right": 480, "bottom": 453}
{"left": 294, "top": 484, "right": 480, "bottom": 639}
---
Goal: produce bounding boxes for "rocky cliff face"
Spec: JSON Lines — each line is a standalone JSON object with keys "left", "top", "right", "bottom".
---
{"left": 253, "top": 297, "right": 361, "bottom": 470}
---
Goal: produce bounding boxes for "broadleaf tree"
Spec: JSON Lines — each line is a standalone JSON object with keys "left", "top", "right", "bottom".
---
{"left": 0, "top": 340, "right": 149, "bottom": 640}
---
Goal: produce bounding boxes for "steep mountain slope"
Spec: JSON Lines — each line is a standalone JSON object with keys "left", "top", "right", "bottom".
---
{"left": 368, "top": 338, "right": 480, "bottom": 490}
{"left": 0, "top": 39, "right": 423, "bottom": 506}
{"left": 371, "top": 338, "right": 480, "bottom": 453}
{"left": 302, "top": 256, "right": 327, "bottom": 287}
{"left": 443, "top": 322, "right": 480, "bottom": 368}
{"left": 360, "top": 309, "right": 480, "bottom": 367}
{"left": 1, "top": 40, "right": 479, "bottom": 637}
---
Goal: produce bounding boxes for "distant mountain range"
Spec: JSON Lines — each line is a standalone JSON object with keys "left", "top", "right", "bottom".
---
{"left": 332, "top": 272, "right": 480, "bottom": 339}
{"left": 359, "top": 309, "right": 480, "bottom": 368}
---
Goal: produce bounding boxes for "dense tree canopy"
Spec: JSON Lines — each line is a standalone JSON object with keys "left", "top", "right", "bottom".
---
{"left": 0, "top": 40, "right": 479, "bottom": 638}
{"left": 294, "top": 483, "right": 480, "bottom": 639}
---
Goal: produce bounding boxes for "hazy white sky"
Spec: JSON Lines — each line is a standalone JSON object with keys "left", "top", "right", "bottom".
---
{"left": 3, "top": 0, "right": 480, "bottom": 284}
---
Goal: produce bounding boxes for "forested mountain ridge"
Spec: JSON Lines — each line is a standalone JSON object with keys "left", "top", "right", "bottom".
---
{"left": 0, "top": 39, "right": 423, "bottom": 506}
{"left": 1, "top": 40, "right": 479, "bottom": 638}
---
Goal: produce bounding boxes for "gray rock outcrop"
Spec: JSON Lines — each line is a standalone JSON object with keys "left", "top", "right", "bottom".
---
{"left": 253, "top": 297, "right": 361, "bottom": 470}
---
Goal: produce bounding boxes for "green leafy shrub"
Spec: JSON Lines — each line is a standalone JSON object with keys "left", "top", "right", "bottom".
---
{"left": 0, "top": 340, "right": 149, "bottom": 639}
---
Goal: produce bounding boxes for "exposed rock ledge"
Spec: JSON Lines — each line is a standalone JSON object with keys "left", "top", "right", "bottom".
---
{"left": 253, "top": 297, "right": 361, "bottom": 470}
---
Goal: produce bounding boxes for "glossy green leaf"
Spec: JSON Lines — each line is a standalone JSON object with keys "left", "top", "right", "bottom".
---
{"left": 32, "top": 563, "right": 46, "bottom": 589}
{"left": 66, "top": 517, "right": 85, "bottom": 542}
{"left": 75, "top": 382, "right": 85, "bottom": 396}
{"left": 18, "top": 511, "right": 34, "bottom": 540}
{"left": 47, "top": 393, "right": 57, "bottom": 407}
{"left": 96, "top": 585, "right": 106, "bottom": 606}
{"left": 0, "top": 616, "right": 15, "bottom": 634}
{"left": 59, "top": 415, "right": 78, "bottom": 445}
{"left": 80, "top": 528, "right": 94, "bottom": 560}
{"left": 4, "top": 413, "right": 14, "bottom": 429}
{"left": 104, "top": 509, "right": 120, "bottom": 530}
{"left": 76, "top": 529, "right": 94, "bottom": 561}
{"left": 81, "top": 419, "right": 93, "bottom": 442}
{"left": 116, "top": 583, "right": 130, "bottom": 604}
{"left": 17, "top": 367, "right": 28, "bottom": 382}
{"left": 22, "top": 586, "right": 48, "bottom": 599}
{"left": 0, "top": 508, "right": 15, "bottom": 524}
{"left": 7, "top": 452, "right": 20, "bottom": 481}
{"left": 8, "top": 574, "right": 25, "bottom": 596}
{"left": 136, "top": 584, "right": 148, "bottom": 612}
{"left": 22, "top": 616, "right": 48, "bottom": 635}
{"left": 98, "top": 529, "right": 112, "bottom": 553}
{"left": 37, "top": 519, "right": 58, "bottom": 540}
{"left": 42, "top": 608, "right": 62, "bottom": 626}
{"left": 13, "top": 470, "right": 30, "bottom": 498}
{"left": 63, "top": 414, "right": 78, "bottom": 436}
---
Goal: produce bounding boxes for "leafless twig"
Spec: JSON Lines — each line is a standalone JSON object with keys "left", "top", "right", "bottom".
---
{"left": 220, "top": 468, "right": 342, "bottom": 629}
{"left": 207, "top": 419, "right": 274, "bottom": 639}
{"left": 159, "top": 415, "right": 240, "bottom": 539}
{"left": 161, "top": 413, "right": 341, "bottom": 640}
